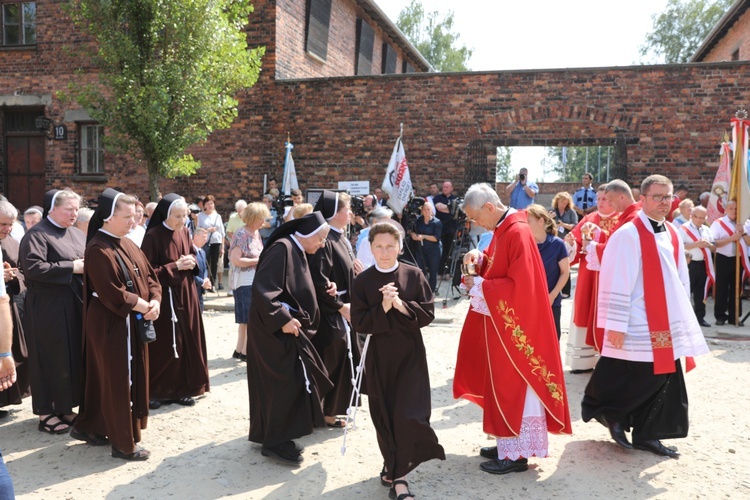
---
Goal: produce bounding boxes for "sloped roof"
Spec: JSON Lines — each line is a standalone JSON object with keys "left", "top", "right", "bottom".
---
{"left": 358, "top": 0, "right": 433, "bottom": 72}
{"left": 690, "top": 0, "right": 750, "bottom": 62}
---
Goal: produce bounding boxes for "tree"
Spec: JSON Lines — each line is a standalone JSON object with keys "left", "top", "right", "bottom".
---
{"left": 396, "top": 0, "right": 472, "bottom": 72}
{"left": 496, "top": 146, "right": 513, "bottom": 182}
{"left": 639, "top": 0, "right": 733, "bottom": 64}
{"left": 545, "top": 146, "right": 612, "bottom": 183}
{"left": 64, "top": 0, "right": 264, "bottom": 200}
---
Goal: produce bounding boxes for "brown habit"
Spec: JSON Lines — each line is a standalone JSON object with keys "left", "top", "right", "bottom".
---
{"left": 77, "top": 232, "right": 161, "bottom": 453}
{"left": 350, "top": 262, "right": 445, "bottom": 480}
{"left": 307, "top": 228, "right": 362, "bottom": 416}
{"left": 247, "top": 237, "right": 332, "bottom": 448}
{"left": 19, "top": 219, "right": 85, "bottom": 415}
{"left": 0, "top": 235, "right": 30, "bottom": 408}
{"left": 141, "top": 224, "right": 209, "bottom": 400}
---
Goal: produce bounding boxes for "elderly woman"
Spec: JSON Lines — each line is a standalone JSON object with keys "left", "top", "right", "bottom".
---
{"left": 351, "top": 221, "right": 444, "bottom": 500}
{"left": 19, "top": 189, "right": 85, "bottom": 434}
{"left": 23, "top": 206, "right": 43, "bottom": 231}
{"left": 198, "top": 194, "right": 225, "bottom": 291}
{"left": 526, "top": 204, "right": 571, "bottom": 340}
{"left": 75, "top": 207, "right": 94, "bottom": 236}
{"left": 672, "top": 198, "right": 694, "bottom": 227}
{"left": 72, "top": 189, "right": 161, "bottom": 461}
{"left": 229, "top": 202, "right": 269, "bottom": 361}
{"left": 410, "top": 202, "right": 443, "bottom": 292}
{"left": 142, "top": 194, "right": 209, "bottom": 409}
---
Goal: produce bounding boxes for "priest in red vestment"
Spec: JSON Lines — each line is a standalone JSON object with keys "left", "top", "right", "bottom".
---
{"left": 579, "top": 179, "right": 641, "bottom": 349}
{"left": 453, "top": 183, "right": 572, "bottom": 475}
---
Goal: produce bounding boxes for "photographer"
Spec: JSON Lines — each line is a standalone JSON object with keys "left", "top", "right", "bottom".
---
{"left": 505, "top": 167, "right": 538, "bottom": 209}
{"left": 433, "top": 181, "right": 458, "bottom": 277}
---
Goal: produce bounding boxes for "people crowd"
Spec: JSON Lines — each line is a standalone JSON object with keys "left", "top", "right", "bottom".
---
{"left": 0, "top": 169, "right": 726, "bottom": 498}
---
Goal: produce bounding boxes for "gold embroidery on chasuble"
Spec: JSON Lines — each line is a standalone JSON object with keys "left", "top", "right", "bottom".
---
{"left": 650, "top": 330, "right": 673, "bottom": 349}
{"left": 496, "top": 300, "right": 564, "bottom": 405}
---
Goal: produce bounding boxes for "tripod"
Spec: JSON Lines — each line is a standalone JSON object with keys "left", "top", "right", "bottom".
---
{"left": 439, "top": 220, "right": 474, "bottom": 307}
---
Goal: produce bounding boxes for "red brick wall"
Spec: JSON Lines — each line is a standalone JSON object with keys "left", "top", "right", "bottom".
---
{"left": 702, "top": 8, "right": 750, "bottom": 62}
{"left": 275, "top": 0, "right": 421, "bottom": 79}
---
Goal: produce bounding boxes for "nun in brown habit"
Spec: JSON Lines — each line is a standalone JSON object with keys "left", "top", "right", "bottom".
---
{"left": 73, "top": 189, "right": 161, "bottom": 461}
{"left": 246, "top": 211, "right": 334, "bottom": 464}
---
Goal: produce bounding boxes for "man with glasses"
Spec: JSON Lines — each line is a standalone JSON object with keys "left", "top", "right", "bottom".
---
{"left": 582, "top": 174, "right": 709, "bottom": 459}
{"left": 680, "top": 206, "right": 715, "bottom": 327}
{"left": 709, "top": 200, "right": 750, "bottom": 325}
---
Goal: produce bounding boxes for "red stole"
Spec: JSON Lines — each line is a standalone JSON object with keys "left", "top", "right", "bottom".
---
{"left": 633, "top": 218, "right": 695, "bottom": 374}
{"left": 680, "top": 224, "right": 716, "bottom": 299}
{"left": 717, "top": 219, "right": 750, "bottom": 278}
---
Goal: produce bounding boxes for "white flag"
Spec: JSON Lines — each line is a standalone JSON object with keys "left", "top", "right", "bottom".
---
{"left": 282, "top": 142, "right": 298, "bottom": 196}
{"left": 381, "top": 138, "right": 412, "bottom": 215}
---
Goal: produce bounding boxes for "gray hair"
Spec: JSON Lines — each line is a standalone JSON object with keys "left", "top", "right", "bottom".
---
{"left": 235, "top": 199, "right": 248, "bottom": 212}
{"left": 604, "top": 179, "right": 632, "bottom": 196}
{"left": 368, "top": 206, "right": 393, "bottom": 223}
{"left": 54, "top": 189, "right": 82, "bottom": 208}
{"left": 77, "top": 207, "right": 94, "bottom": 224}
{"left": 0, "top": 201, "right": 18, "bottom": 220}
{"left": 699, "top": 191, "right": 710, "bottom": 202}
{"left": 463, "top": 183, "right": 501, "bottom": 210}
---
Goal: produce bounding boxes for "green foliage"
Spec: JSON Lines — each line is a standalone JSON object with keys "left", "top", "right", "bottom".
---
{"left": 545, "top": 146, "right": 612, "bottom": 182}
{"left": 495, "top": 146, "right": 513, "bottom": 182}
{"left": 64, "top": 0, "right": 265, "bottom": 199}
{"left": 396, "top": 0, "right": 472, "bottom": 72}
{"left": 640, "top": 0, "right": 733, "bottom": 63}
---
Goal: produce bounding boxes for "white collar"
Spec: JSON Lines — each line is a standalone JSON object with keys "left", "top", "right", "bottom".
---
{"left": 375, "top": 261, "right": 399, "bottom": 273}
{"left": 98, "top": 228, "right": 121, "bottom": 239}
{"left": 290, "top": 235, "right": 305, "bottom": 252}
{"left": 162, "top": 221, "right": 174, "bottom": 231}
{"left": 47, "top": 217, "right": 65, "bottom": 229}
{"left": 329, "top": 226, "right": 344, "bottom": 234}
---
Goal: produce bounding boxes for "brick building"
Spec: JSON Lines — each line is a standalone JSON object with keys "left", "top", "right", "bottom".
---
{"left": 2, "top": 0, "right": 750, "bottom": 214}
{"left": 691, "top": 0, "right": 750, "bottom": 63}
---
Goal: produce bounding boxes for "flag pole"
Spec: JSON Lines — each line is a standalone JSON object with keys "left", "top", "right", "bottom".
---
{"left": 733, "top": 109, "right": 748, "bottom": 325}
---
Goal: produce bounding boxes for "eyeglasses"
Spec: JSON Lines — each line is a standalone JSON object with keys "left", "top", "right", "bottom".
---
{"left": 645, "top": 194, "right": 674, "bottom": 203}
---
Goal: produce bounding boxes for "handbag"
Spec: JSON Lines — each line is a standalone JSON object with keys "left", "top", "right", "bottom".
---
{"left": 110, "top": 244, "right": 156, "bottom": 344}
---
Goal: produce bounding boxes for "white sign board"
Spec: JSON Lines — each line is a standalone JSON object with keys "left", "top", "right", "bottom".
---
{"left": 338, "top": 181, "right": 370, "bottom": 195}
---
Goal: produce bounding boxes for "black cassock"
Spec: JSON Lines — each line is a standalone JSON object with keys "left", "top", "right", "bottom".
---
{"left": 351, "top": 262, "right": 445, "bottom": 480}
{"left": 0, "top": 236, "right": 30, "bottom": 409}
{"left": 307, "top": 227, "right": 363, "bottom": 416}
{"left": 247, "top": 237, "right": 333, "bottom": 448}
{"left": 19, "top": 219, "right": 85, "bottom": 415}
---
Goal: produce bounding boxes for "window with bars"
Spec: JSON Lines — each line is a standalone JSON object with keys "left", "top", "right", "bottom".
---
{"left": 79, "top": 124, "right": 105, "bottom": 175}
{"left": 2, "top": 2, "right": 36, "bottom": 46}
{"left": 305, "top": 0, "right": 332, "bottom": 61}
{"left": 382, "top": 43, "right": 397, "bottom": 74}
{"left": 355, "top": 19, "right": 374, "bottom": 76}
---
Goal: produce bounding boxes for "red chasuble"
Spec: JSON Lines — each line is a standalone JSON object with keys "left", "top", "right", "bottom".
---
{"left": 453, "top": 211, "right": 572, "bottom": 438}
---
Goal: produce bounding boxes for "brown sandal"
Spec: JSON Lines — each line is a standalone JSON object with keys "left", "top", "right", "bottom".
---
{"left": 111, "top": 446, "right": 150, "bottom": 461}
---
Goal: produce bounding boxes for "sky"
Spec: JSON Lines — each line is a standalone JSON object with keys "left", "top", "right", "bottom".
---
{"left": 374, "top": 0, "right": 672, "bottom": 181}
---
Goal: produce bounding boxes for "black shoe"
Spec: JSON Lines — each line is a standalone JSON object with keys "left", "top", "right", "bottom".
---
{"left": 570, "top": 368, "right": 594, "bottom": 374}
{"left": 217, "top": 283, "right": 224, "bottom": 290}
{"left": 480, "top": 457, "right": 528, "bottom": 475}
{"left": 232, "top": 350, "right": 242, "bottom": 359}
{"left": 607, "top": 420, "right": 632, "bottom": 449}
{"left": 698, "top": 319, "right": 711, "bottom": 327}
{"left": 0, "top": 410, "right": 9, "bottom": 420}
{"left": 239, "top": 354, "right": 247, "bottom": 362}
{"left": 171, "top": 397, "right": 195, "bottom": 407}
{"left": 149, "top": 400, "right": 161, "bottom": 410}
{"left": 479, "top": 445, "right": 497, "bottom": 459}
{"left": 261, "top": 441, "right": 303, "bottom": 464}
{"left": 111, "top": 446, "right": 150, "bottom": 461}
{"left": 716, "top": 319, "right": 726, "bottom": 326}
{"left": 70, "top": 427, "right": 109, "bottom": 446}
{"left": 633, "top": 439, "right": 680, "bottom": 459}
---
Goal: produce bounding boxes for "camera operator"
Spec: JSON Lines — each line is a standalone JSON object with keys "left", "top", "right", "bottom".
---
{"left": 410, "top": 203, "right": 442, "bottom": 292}
{"left": 433, "top": 181, "right": 458, "bottom": 277}
{"left": 505, "top": 167, "right": 539, "bottom": 209}
{"left": 186, "top": 203, "right": 201, "bottom": 237}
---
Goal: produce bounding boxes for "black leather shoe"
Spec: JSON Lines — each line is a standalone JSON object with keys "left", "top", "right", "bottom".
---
{"left": 479, "top": 445, "right": 497, "bottom": 459}
{"left": 716, "top": 319, "right": 726, "bottom": 326}
{"left": 633, "top": 439, "right": 680, "bottom": 459}
{"left": 149, "top": 400, "right": 161, "bottom": 410}
{"left": 607, "top": 420, "right": 633, "bottom": 449}
{"left": 480, "top": 458, "right": 528, "bottom": 475}
{"left": 261, "top": 441, "right": 303, "bottom": 464}
{"left": 698, "top": 319, "right": 711, "bottom": 327}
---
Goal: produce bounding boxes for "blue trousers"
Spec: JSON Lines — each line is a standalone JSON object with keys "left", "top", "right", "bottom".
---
{"left": 0, "top": 451, "right": 15, "bottom": 500}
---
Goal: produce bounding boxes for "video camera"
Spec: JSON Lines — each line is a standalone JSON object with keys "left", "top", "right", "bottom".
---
{"left": 401, "top": 196, "right": 425, "bottom": 234}
{"left": 350, "top": 195, "right": 366, "bottom": 217}
{"left": 273, "top": 194, "right": 294, "bottom": 215}
{"left": 449, "top": 197, "right": 466, "bottom": 222}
